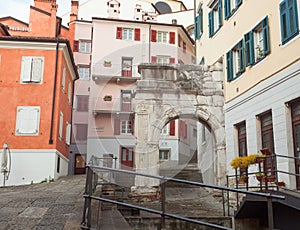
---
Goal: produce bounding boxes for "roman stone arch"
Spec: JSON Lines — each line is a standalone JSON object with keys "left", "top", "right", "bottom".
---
{"left": 133, "top": 63, "right": 225, "bottom": 188}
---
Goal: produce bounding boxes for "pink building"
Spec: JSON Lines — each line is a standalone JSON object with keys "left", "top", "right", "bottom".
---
{"left": 88, "top": 17, "right": 195, "bottom": 171}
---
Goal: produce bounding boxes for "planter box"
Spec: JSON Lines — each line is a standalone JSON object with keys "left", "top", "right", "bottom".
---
{"left": 103, "top": 97, "right": 112, "bottom": 101}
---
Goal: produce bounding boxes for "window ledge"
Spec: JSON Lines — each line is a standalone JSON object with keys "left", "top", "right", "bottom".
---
{"left": 281, "top": 31, "right": 300, "bottom": 47}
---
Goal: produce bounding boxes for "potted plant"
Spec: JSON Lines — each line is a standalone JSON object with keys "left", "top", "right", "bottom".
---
{"left": 255, "top": 45, "right": 264, "bottom": 62}
{"left": 103, "top": 95, "right": 112, "bottom": 101}
{"left": 103, "top": 60, "right": 112, "bottom": 67}
{"left": 254, "top": 154, "right": 266, "bottom": 163}
{"left": 239, "top": 175, "right": 249, "bottom": 184}
{"left": 255, "top": 172, "right": 265, "bottom": 181}
{"left": 276, "top": 181, "right": 285, "bottom": 187}
{"left": 263, "top": 175, "right": 276, "bottom": 182}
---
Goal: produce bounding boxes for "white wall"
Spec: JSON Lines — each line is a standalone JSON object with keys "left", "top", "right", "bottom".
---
{"left": 0, "top": 149, "right": 68, "bottom": 186}
{"left": 225, "top": 62, "right": 300, "bottom": 188}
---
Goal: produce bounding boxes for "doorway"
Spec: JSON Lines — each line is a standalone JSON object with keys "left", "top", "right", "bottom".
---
{"left": 74, "top": 154, "right": 86, "bottom": 174}
{"left": 120, "top": 147, "right": 134, "bottom": 169}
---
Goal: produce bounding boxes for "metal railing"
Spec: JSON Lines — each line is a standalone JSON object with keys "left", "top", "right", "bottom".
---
{"left": 81, "top": 165, "right": 285, "bottom": 230}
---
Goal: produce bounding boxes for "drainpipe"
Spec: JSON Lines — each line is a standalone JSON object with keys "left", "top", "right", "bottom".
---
{"left": 149, "top": 24, "right": 151, "bottom": 63}
{"left": 194, "top": 0, "right": 197, "bottom": 59}
{"left": 49, "top": 41, "right": 59, "bottom": 144}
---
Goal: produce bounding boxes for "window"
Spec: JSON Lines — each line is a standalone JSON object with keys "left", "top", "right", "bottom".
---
{"left": 122, "top": 28, "right": 134, "bottom": 40}
{"left": 236, "top": 122, "right": 247, "bottom": 175}
{"left": 195, "top": 4, "right": 203, "bottom": 40}
{"left": 121, "top": 91, "right": 132, "bottom": 111}
{"left": 61, "top": 67, "right": 66, "bottom": 92}
{"left": 116, "top": 27, "right": 141, "bottom": 41}
{"left": 15, "top": 106, "right": 40, "bottom": 135}
{"left": 159, "top": 149, "right": 170, "bottom": 161}
{"left": 59, "top": 112, "right": 63, "bottom": 140}
{"left": 244, "top": 17, "right": 270, "bottom": 65}
{"left": 75, "top": 124, "right": 88, "bottom": 141}
{"left": 290, "top": 98, "right": 300, "bottom": 189}
{"left": 224, "top": 0, "right": 243, "bottom": 19}
{"left": 161, "top": 124, "right": 170, "bottom": 135}
{"left": 157, "top": 31, "right": 168, "bottom": 43}
{"left": 20, "top": 56, "right": 44, "bottom": 84}
{"left": 121, "top": 120, "right": 132, "bottom": 134}
{"left": 122, "top": 57, "right": 133, "bottom": 77}
{"left": 226, "top": 40, "right": 245, "bottom": 81}
{"left": 151, "top": 30, "right": 175, "bottom": 44}
{"left": 183, "top": 42, "right": 186, "bottom": 53}
{"left": 66, "top": 122, "right": 71, "bottom": 145}
{"left": 157, "top": 56, "right": 170, "bottom": 64}
{"left": 76, "top": 95, "right": 89, "bottom": 112}
{"left": 79, "top": 40, "right": 91, "bottom": 53}
{"left": 208, "top": 0, "right": 223, "bottom": 37}
{"left": 259, "top": 111, "right": 275, "bottom": 177}
{"left": 78, "top": 66, "right": 90, "bottom": 80}
{"left": 280, "top": 0, "right": 299, "bottom": 44}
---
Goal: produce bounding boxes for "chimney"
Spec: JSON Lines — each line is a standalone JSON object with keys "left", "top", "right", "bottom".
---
{"left": 50, "top": 2, "right": 58, "bottom": 37}
{"left": 107, "top": 0, "right": 121, "bottom": 19}
{"left": 34, "top": 0, "right": 56, "bottom": 13}
{"left": 70, "top": 0, "right": 79, "bottom": 22}
{"left": 172, "top": 19, "right": 177, "bottom": 25}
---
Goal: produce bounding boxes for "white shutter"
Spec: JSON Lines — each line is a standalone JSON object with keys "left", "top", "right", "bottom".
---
{"left": 62, "top": 67, "right": 66, "bottom": 91}
{"left": 68, "top": 81, "right": 72, "bottom": 104}
{"left": 20, "top": 57, "right": 32, "bottom": 82}
{"left": 31, "top": 57, "right": 44, "bottom": 83}
{"left": 59, "top": 112, "right": 63, "bottom": 139}
{"left": 16, "top": 106, "right": 40, "bottom": 135}
{"left": 66, "top": 122, "right": 71, "bottom": 145}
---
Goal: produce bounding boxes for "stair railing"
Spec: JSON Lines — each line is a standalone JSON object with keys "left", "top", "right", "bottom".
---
{"left": 81, "top": 165, "right": 285, "bottom": 230}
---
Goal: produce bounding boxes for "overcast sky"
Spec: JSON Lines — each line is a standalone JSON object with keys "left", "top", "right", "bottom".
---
{"left": 0, "top": 0, "right": 194, "bottom": 23}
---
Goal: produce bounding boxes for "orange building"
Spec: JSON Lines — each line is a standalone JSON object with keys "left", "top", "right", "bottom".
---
{"left": 0, "top": 0, "right": 78, "bottom": 186}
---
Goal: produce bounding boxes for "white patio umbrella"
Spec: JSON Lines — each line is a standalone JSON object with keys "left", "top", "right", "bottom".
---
{"left": 1, "top": 143, "right": 10, "bottom": 186}
{"left": 1, "top": 143, "right": 8, "bottom": 174}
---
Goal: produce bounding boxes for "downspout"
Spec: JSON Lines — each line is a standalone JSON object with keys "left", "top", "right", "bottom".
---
{"left": 194, "top": 0, "right": 197, "bottom": 59}
{"left": 149, "top": 24, "right": 151, "bottom": 62}
{"left": 49, "top": 41, "right": 59, "bottom": 144}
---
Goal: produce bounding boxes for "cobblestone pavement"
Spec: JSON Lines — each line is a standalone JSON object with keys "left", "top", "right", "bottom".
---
{"left": 0, "top": 175, "right": 86, "bottom": 230}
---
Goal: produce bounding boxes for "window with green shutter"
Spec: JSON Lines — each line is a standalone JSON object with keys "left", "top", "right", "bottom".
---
{"left": 195, "top": 5, "right": 203, "bottom": 40}
{"left": 208, "top": 0, "right": 223, "bottom": 37}
{"left": 279, "top": 0, "right": 299, "bottom": 44}
{"left": 226, "top": 50, "right": 233, "bottom": 82}
{"left": 224, "top": 0, "right": 243, "bottom": 20}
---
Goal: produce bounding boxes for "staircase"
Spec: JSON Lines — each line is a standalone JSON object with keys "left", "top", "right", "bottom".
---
{"left": 159, "top": 163, "right": 203, "bottom": 187}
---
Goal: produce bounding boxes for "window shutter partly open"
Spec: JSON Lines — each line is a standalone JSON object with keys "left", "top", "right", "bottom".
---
{"left": 116, "top": 27, "right": 122, "bottom": 39}
{"left": 151, "top": 30, "right": 157, "bottom": 42}
{"left": 21, "top": 57, "right": 32, "bottom": 82}
{"left": 262, "top": 17, "right": 270, "bottom": 55}
{"left": 151, "top": 56, "right": 157, "bottom": 63}
{"left": 73, "top": 40, "right": 79, "bottom": 52}
{"left": 31, "top": 57, "right": 43, "bottom": 83}
{"left": 114, "top": 118, "right": 120, "bottom": 135}
{"left": 169, "top": 120, "right": 175, "bottom": 136}
{"left": 169, "top": 32, "right": 175, "bottom": 44}
{"left": 134, "top": 28, "right": 141, "bottom": 41}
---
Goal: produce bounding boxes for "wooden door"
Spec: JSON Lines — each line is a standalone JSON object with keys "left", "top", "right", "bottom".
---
{"left": 121, "top": 147, "right": 134, "bottom": 169}
{"left": 74, "top": 154, "right": 86, "bottom": 174}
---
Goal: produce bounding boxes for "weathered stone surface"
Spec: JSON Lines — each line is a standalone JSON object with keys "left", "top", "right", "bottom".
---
{"left": 134, "top": 63, "right": 225, "bottom": 187}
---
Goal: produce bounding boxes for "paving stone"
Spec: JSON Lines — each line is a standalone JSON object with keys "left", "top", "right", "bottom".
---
{"left": 18, "top": 207, "right": 48, "bottom": 218}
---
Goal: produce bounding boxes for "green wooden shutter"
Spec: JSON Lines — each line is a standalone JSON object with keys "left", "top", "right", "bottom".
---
{"left": 226, "top": 50, "right": 233, "bottom": 82}
{"left": 244, "top": 31, "right": 254, "bottom": 66}
{"left": 195, "top": 16, "right": 199, "bottom": 40}
{"left": 262, "top": 17, "right": 270, "bottom": 55}
{"left": 280, "top": 1, "right": 287, "bottom": 42}
{"left": 224, "top": 0, "right": 231, "bottom": 19}
{"left": 199, "top": 6, "right": 203, "bottom": 36}
{"left": 290, "top": 0, "right": 299, "bottom": 37}
{"left": 239, "top": 40, "right": 245, "bottom": 73}
{"left": 218, "top": 0, "right": 223, "bottom": 27}
{"left": 208, "top": 10, "right": 214, "bottom": 37}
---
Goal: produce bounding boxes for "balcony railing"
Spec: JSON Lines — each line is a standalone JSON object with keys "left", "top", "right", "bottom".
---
{"left": 92, "top": 97, "right": 134, "bottom": 115}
